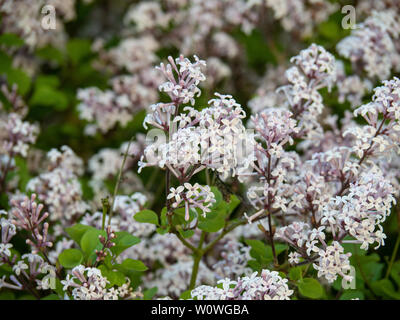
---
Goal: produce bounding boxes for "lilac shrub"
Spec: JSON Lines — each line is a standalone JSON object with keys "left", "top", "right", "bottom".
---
{"left": 1, "top": 1, "right": 400, "bottom": 301}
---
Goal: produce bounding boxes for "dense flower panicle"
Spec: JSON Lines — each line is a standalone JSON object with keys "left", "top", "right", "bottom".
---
{"left": 290, "top": 43, "right": 337, "bottom": 86}
{"left": 141, "top": 87, "right": 252, "bottom": 181}
{"left": 157, "top": 55, "right": 206, "bottom": 106}
{"left": 251, "top": 108, "right": 298, "bottom": 153}
{"left": 61, "top": 265, "right": 136, "bottom": 300}
{"left": 313, "top": 241, "right": 352, "bottom": 283}
{"left": 248, "top": 0, "right": 337, "bottom": 37}
{"left": 124, "top": 1, "right": 170, "bottom": 32}
{"left": 0, "top": 210, "right": 17, "bottom": 265}
{"left": 191, "top": 269, "right": 293, "bottom": 300}
{"left": 345, "top": 77, "right": 400, "bottom": 159}
{"left": 337, "top": 9, "right": 400, "bottom": 80}
{"left": 78, "top": 36, "right": 162, "bottom": 135}
{"left": 10, "top": 194, "right": 53, "bottom": 253}
{"left": 278, "top": 44, "right": 337, "bottom": 144}
{"left": 0, "top": 0, "right": 75, "bottom": 50}
{"left": 108, "top": 36, "right": 159, "bottom": 73}
{"left": 167, "top": 183, "right": 216, "bottom": 221}
{"left": 0, "top": 253, "right": 56, "bottom": 291}
{"left": 323, "top": 170, "right": 395, "bottom": 249}
{"left": 26, "top": 146, "right": 90, "bottom": 225}
{"left": 77, "top": 81, "right": 156, "bottom": 136}
{"left": 1, "top": 113, "right": 39, "bottom": 158}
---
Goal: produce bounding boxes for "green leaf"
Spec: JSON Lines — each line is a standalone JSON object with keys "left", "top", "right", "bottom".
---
{"left": 58, "top": 249, "right": 83, "bottom": 268}
{"left": 80, "top": 229, "right": 103, "bottom": 258}
{"left": 156, "top": 227, "right": 168, "bottom": 235}
{"left": 0, "top": 291, "right": 15, "bottom": 300}
{"left": 160, "top": 207, "right": 168, "bottom": 226}
{"left": 36, "top": 45, "right": 64, "bottom": 65}
{"left": 178, "top": 229, "right": 194, "bottom": 238}
{"left": 6, "top": 68, "right": 31, "bottom": 95}
{"left": 134, "top": 210, "right": 159, "bottom": 226}
{"left": 390, "top": 261, "right": 400, "bottom": 288}
{"left": 371, "top": 279, "right": 400, "bottom": 299}
{"left": 226, "top": 194, "right": 240, "bottom": 215}
{"left": 0, "top": 51, "right": 12, "bottom": 73}
{"left": 275, "top": 244, "right": 288, "bottom": 256}
{"left": 298, "top": 278, "right": 323, "bottom": 299}
{"left": 66, "top": 224, "right": 93, "bottom": 244}
{"left": 0, "top": 33, "right": 24, "bottom": 47}
{"left": 144, "top": 287, "right": 158, "bottom": 300}
{"left": 99, "top": 265, "right": 126, "bottom": 287}
{"left": 247, "top": 259, "right": 262, "bottom": 272}
{"left": 30, "top": 85, "right": 68, "bottom": 110}
{"left": 110, "top": 231, "right": 140, "bottom": 257}
{"left": 118, "top": 259, "right": 148, "bottom": 272}
{"left": 179, "top": 289, "right": 192, "bottom": 300}
{"left": 67, "top": 39, "right": 92, "bottom": 64}
{"left": 210, "top": 186, "right": 223, "bottom": 208}
{"left": 244, "top": 239, "right": 273, "bottom": 263}
{"left": 14, "top": 156, "right": 31, "bottom": 190}
{"left": 198, "top": 215, "right": 225, "bottom": 233}
{"left": 340, "top": 290, "right": 364, "bottom": 300}
{"left": 289, "top": 267, "right": 303, "bottom": 282}
{"left": 35, "top": 75, "right": 60, "bottom": 88}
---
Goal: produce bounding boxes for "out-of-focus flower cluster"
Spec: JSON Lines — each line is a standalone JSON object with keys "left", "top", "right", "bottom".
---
{"left": 191, "top": 269, "right": 293, "bottom": 300}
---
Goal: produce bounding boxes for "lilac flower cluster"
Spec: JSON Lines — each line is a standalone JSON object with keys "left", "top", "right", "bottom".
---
{"left": 61, "top": 265, "right": 138, "bottom": 300}
{"left": 191, "top": 269, "right": 293, "bottom": 300}
{"left": 337, "top": 9, "right": 400, "bottom": 80}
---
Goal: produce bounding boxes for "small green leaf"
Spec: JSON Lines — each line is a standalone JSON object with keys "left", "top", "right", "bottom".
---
{"left": 0, "top": 51, "right": 12, "bottom": 73}
{"left": 99, "top": 266, "right": 126, "bottom": 287}
{"left": 66, "top": 224, "right": 93, "bottom": 244}
{"left": 390, "top": 261, "right": 400, "bottom": 288}
{"left": 247, "top": 259, "right": 262, "bottom": 272}
{"left": 111, "top": 231, "right": 140, "bottom": 257}
{"left": 226, "top": 194, "right": 240, "bottom": 214}
{"left": 289, "top": 267, "right": 303, "bottom": 282}
{"left": 210, "top": 186, "right": 223, "bottom": 208}
{"left": 0, "top": 33, "right": 24, "bottom": 47}
{"left": 6, "top": 68, "right": 31, "bottom": 95}
{"left": 144, "top": 287, "right": 158, "bottom": 300}
{"left": 36, "top": 45, "right": 64, "bottom": 65}
{"left": 67, "top": 39, "right": 92, "bottom": 64}
{"left": 118, "top": 259, "right": 148, "bottom": 272}
{"left": 30, "top": 85, "right": 69, "bottom": 110}
{"left": 245, "top": 239, "right": 272, "bottom": 262}
{"left": 156, "top": 227, "right": 168, "bottom": 235}
{"left": 371, "top": 279, "right": 400, "bottom": 299}
{"left": 58, "top": 249, "right": 83, "bottom": 268}
{"left": 198, "top": 217, "right": 225, "bottom": 233}
{"left": 340, "top": 290, "right": 364, "bottom": 300}
{"left": 298, "top": 278, "right": 323, "bottom": 299}
{"left": 179, "top": 289, "right": 192, "bottom": 300}
{"left": 178, "top": 229, "right": 194, "bottom": 238}
{"left": 80, "top": 229, "right": 103, "bottom": 258}
{"left": 134, "top": 210, "right": 159, "bottom": 226}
